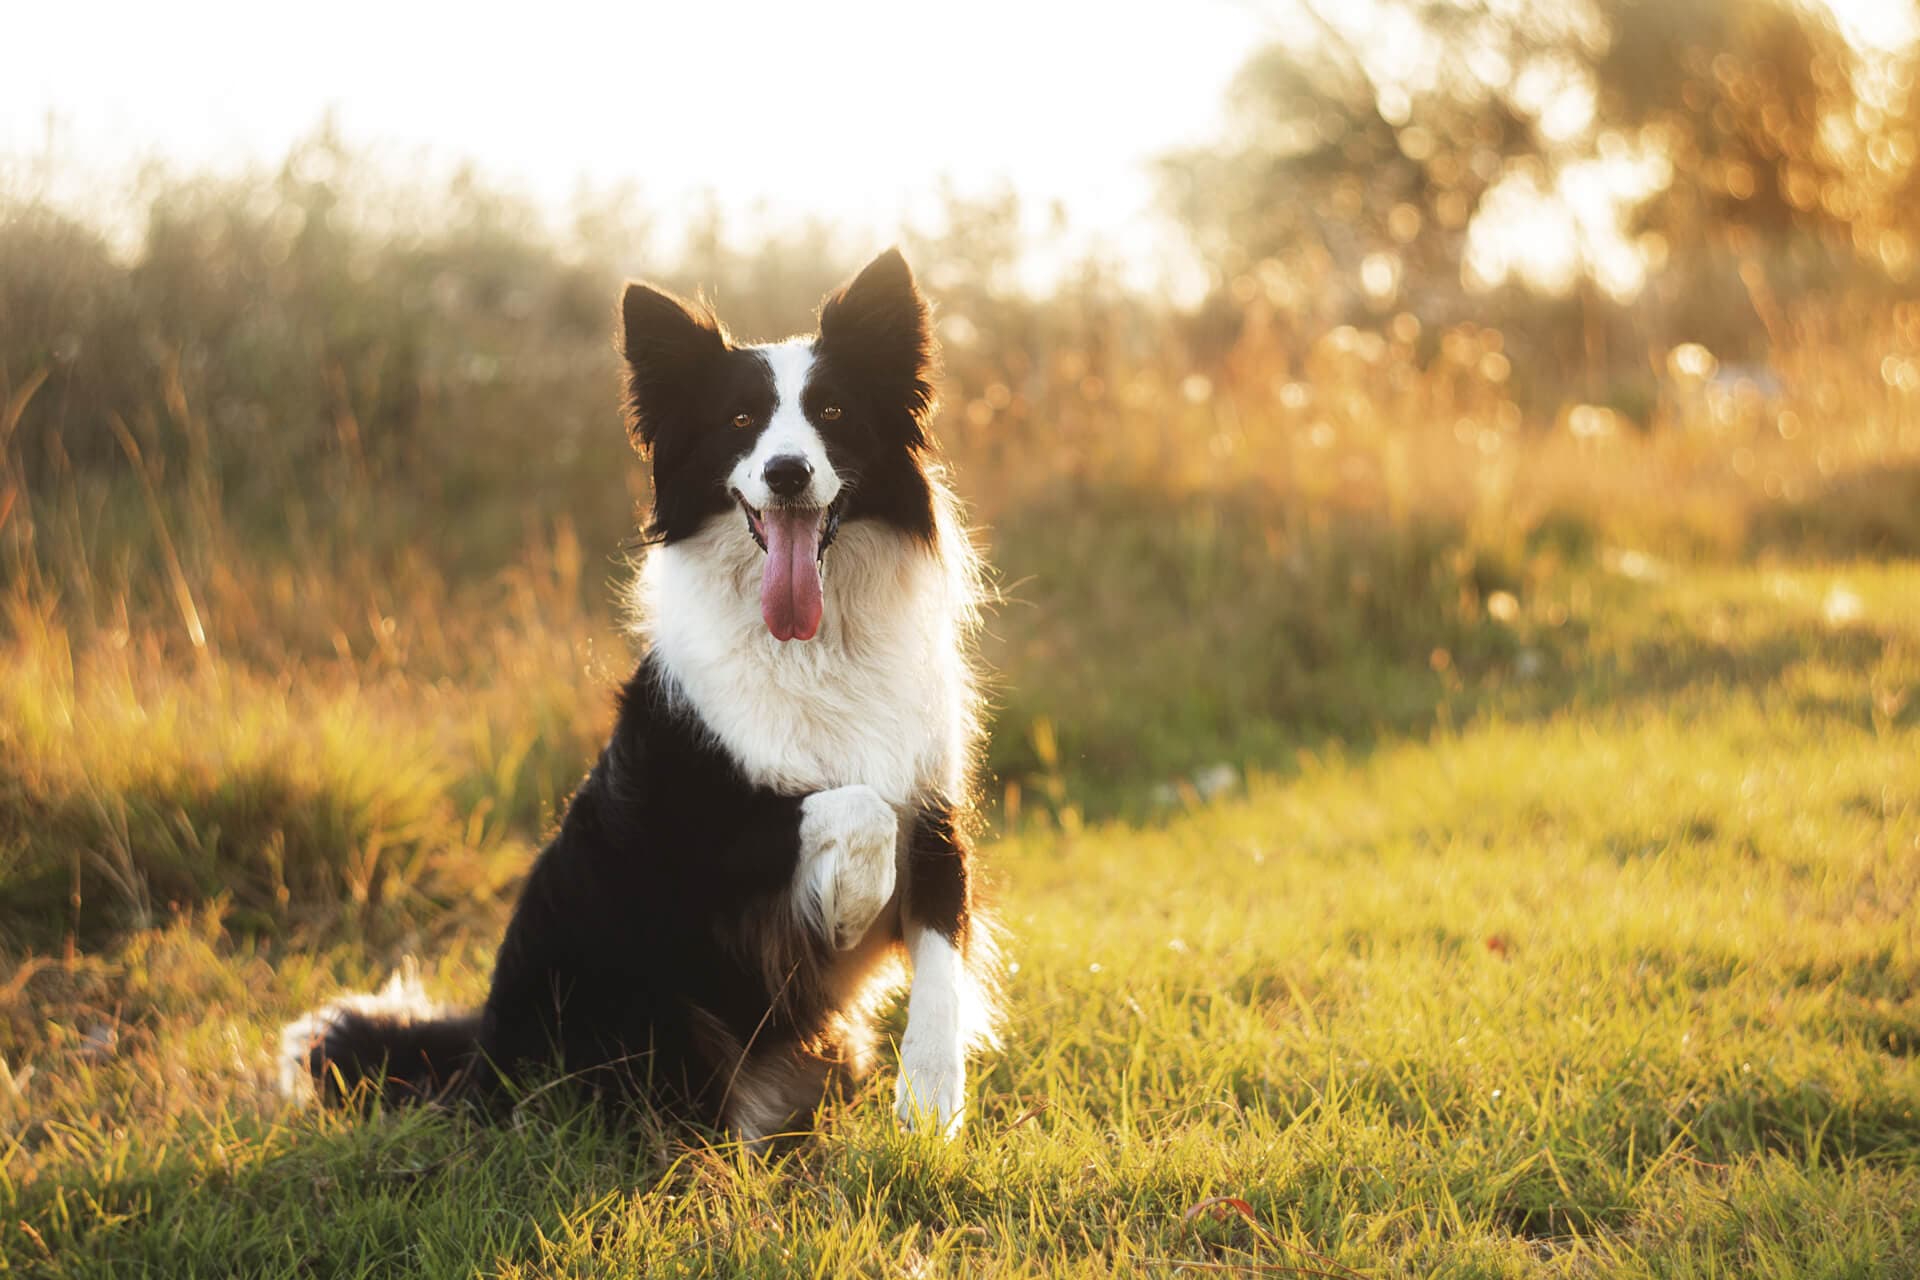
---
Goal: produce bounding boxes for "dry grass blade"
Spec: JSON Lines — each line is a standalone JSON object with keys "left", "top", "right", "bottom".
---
{"left": 0, "top": 368, "right": 49, "bottom": 456}
{"left": 106, "top": 412, "right": 209, "bottom": 661}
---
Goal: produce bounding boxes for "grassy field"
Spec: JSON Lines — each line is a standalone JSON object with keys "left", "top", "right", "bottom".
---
{"left": 4, "top": 155, "right": 1920, "bottom": 1276}
{"left": 1, "top": 556, "right": 1914, "bottom": 1277}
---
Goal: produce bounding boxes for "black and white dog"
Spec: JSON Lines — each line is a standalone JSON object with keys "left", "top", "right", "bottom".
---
{"left": 282, "top": 249, "right": 995, "bottom": 1140}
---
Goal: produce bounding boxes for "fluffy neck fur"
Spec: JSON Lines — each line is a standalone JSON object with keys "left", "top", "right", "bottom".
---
{"left": 635, "top": 481, "right": 982, "bottom": 806}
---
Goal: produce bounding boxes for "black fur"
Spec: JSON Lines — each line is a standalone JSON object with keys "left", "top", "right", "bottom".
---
{"left": 309, "top": 1011, "right": 482, "bottom": 1108}
{"left": 309, "top": 653, "right": 897, "bottom": 1120}
{"left": 905, "top": 804, "right": 972, "bottom": 944}
{"left": 620, "top": 287, "right": 774, "bottom": 545}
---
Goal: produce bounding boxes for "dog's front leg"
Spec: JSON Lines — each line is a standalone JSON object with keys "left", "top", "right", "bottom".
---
{"left": 894, "top": 803, "right": 973, "bottom": 1137}
{"left": 794, "top": 785, "right": 899, "bottom": 950}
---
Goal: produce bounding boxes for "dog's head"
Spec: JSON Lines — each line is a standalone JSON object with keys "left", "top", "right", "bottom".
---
{"left": 620, "top": 249, "right": 938, "bottom": 641}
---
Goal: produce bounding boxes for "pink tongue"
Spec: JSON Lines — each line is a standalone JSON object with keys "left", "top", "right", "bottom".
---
{"left": 760, "top": 508, "right": 824, "bottom": 641}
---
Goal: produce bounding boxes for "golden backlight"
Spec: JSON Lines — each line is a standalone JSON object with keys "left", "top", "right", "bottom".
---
{"left": 3, "top": 0, "right": 1260, "bottom": 291}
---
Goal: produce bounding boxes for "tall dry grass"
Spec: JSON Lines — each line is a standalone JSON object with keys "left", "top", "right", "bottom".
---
{"left": 2, "top": 153, "right": 1918, "bottom": 943}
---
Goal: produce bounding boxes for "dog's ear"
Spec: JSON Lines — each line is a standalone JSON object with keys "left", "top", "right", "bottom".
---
{"left": 817, "top": 248, "right": 936, "bottom": 437}
{"left": 620, "top": 282, "right": 727, "bottom": 453}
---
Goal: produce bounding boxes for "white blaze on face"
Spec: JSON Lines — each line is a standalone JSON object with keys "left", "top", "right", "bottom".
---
{"left": 729, "top": 340, "right": 840, "bottom": 511}
{"left": 729, "top": 340, "right": 843, "bottom": 642}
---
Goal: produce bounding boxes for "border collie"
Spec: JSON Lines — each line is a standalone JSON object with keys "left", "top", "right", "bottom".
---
{"left": 282, "top": 249, "right": 995, "bottom": 1140}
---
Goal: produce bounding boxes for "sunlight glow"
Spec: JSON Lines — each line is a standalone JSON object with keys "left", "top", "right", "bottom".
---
{"left": 1465, "top": 142, "right": 1671, "bottom": 301}
{"left": 1818, "top": 0, "right": 1920, "bottom": 56}
{"left": 2, "top": 0, "right": 1262, "bottom": 294}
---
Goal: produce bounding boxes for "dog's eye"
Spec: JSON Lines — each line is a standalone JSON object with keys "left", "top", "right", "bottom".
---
{"left": 732, "top": 412, "right": 753, "bottom": 429}
{"left": 820, "top": 406, "right": 842, "bottom": 422}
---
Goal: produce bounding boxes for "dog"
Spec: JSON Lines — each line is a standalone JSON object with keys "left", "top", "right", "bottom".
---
{"left": 281, "top": 249, "right": 995, "bottom": 1140}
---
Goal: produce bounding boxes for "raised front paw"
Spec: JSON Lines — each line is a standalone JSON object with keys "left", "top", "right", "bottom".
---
{"left": 797, "top": 785, "right": 899, "bottom": 949}
{"left": 894, "top": 1031, "right": 966, "bottom": 1137}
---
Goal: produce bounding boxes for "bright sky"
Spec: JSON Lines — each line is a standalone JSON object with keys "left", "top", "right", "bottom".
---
{"left": 12, "top": 0, "right": 1910, "bottom": 304}
{"left": 1825, "top": 0, "right": 1920, "bottom": 54}
{"left": 3, "top": 0, "right": 1266, "bottom": 288}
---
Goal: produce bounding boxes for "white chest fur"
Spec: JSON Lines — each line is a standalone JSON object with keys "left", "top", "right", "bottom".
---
{"left": 637, "top": 515, "right": 975, "bottom": 805}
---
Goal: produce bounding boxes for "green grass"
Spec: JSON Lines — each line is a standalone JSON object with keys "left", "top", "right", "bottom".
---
{"left": 5, "top": 137, "right": 1917, "bottom": 1277}
{"left": 3, "top": 558, "right": 1915, "bottom": 1277}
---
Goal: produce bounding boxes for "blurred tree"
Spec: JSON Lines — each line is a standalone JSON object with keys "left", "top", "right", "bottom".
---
{"left": 1165, "top": 0, "right": 1918, "bottom": 349}
{"left": 1605, "top": 0, "right": 1918, "bottom": 273}
{"left": 0, "top": 206, "right": 148, "bottom": 472}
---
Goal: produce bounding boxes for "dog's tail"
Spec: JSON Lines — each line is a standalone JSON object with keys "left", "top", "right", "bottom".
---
{"left": 279, "top": 961, "right": 482, "bottom": 1108}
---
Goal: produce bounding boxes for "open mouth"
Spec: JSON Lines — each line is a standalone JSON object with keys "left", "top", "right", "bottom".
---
{"left": 731, "top": 491, "right": 845, "bottom": 642}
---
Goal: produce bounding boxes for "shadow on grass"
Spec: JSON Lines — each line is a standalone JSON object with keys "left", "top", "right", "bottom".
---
{"left": 1749, "top": 462, "right": 1920, "bottom": 559}
{"left": 0, "top": 1099, "right": 668, "bottom": 1279}
{"left": 989, "top": 484, "right": 1916, "bottom": 822}
{"left": 0, "top": 762, "right": 517, "bottom": 954}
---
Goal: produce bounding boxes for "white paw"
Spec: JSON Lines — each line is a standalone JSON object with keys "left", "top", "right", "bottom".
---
{"left": 797, "top": 785, "right": 899, "bottom": 950}
{"left": 894, "top": 1033, "right": 966, "bottom": 1137}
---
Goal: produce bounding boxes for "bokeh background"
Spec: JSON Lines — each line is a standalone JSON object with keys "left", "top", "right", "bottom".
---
{"left": 2, "top": 0, "right": 1916, "bottom": 940}
{"left": 4, "top": 4, "right": 1920, "bottom": 1273}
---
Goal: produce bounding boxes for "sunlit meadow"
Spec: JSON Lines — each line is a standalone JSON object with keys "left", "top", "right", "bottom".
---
{"left": 4, "top": 0, "right": 1920, "bottom": 1274}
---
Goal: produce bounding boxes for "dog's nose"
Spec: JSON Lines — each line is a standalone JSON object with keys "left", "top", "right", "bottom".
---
{"left": 763, "top": 454, "right": 813, "bottom": 499}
